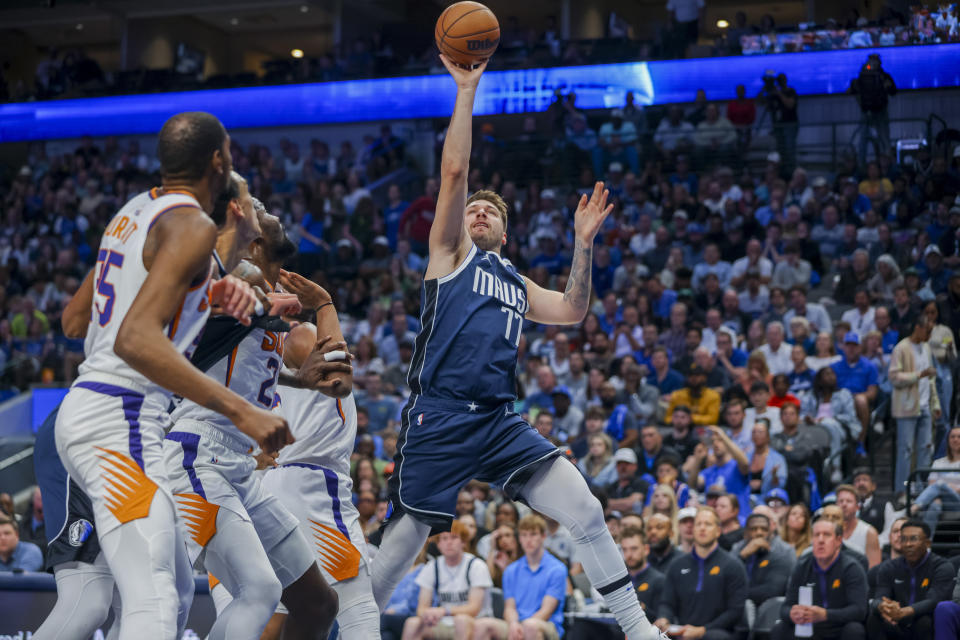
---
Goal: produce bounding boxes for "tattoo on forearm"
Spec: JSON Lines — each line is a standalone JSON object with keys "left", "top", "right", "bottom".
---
{"left": 564, "top": 240, "right": 592, "bottom": 311}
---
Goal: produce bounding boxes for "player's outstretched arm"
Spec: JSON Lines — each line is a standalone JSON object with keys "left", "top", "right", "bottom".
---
{"left": 425, "top": 55, "right": 488, "bottom": 280}
{"left": 524, "top": 181, "right": 613, "bottom": 325}
{"left": 115, "top": 207, "right": 292, "bottom": 454}
{"left": 62, "top": 268, "right": 94, "bottom": 339}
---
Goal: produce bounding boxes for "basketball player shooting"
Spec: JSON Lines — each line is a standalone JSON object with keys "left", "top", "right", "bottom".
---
{"left": 369, "top": 56, "right": 664, "bottom": 640}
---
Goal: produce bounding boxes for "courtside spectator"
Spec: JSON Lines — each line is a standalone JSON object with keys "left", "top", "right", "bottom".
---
{"left": 0, "top": 514, "right": 42, "bottom": 572}
{"left": 655, "top": 507, "right": 748, "bottom": 640}
{"left": 474, "top": 515, "right": 566, "bottom": 640}
{"left": 835, "top": 484, "right": 882, "bottom": 568}
{"left": 868, "top": 520, "right": 954, "bottom": 640}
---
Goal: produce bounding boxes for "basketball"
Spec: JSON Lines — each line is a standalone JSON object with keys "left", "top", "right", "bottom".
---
{"left": 435, "top": 1, "right": 500, "bottom": 68}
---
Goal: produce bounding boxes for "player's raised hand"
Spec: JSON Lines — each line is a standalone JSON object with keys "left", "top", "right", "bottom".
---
{"left": 278, "top": 268, "right": 331, "bottom": 312}
{"left": 266, "top": 292, "right": 302, "bottom": 317}
{"left": 573, "top": 181, "right": 614, "bottom": 245}
{"left": 439, "top": 53, "right": 488, "bottom": 88}
{"left": 210, "top": 274, "right": 258, "bottom": 326}
{"left": 234, "top": 405, "right": 294, "bottom": 455}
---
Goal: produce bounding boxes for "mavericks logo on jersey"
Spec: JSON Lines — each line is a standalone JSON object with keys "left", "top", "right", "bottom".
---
{"left": 472, "top": 267, "right": 528, "bottom": 315}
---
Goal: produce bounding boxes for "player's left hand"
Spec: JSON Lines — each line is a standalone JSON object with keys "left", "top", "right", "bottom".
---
{"left": 573, "top": 181, "right": 614, "bottom": 244}
{"left": 297, "top": 336, "right": 353, "bottom": 395}
{"left": 278, "top": 269, "right": 331, "bottom": 311}
{"left": 210, "top": 274, "right": 257, "bottom": 326}
{"left": 254, "top": 450, "right": 278, "bottom": 470}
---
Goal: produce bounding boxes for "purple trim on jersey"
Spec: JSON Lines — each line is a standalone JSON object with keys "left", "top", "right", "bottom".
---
{"left": 75, "top": 381, "right": 145, "bottom": 469}
{"left": 280, "top": 462, "right": 350, "bottom": 539}
{"left": 164, "top": 432, "right": 206, "bottom": 498}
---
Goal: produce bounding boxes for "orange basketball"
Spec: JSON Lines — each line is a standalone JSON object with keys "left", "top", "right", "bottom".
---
{"left": 435, "top": 1, "right": 500, "bottom": 68}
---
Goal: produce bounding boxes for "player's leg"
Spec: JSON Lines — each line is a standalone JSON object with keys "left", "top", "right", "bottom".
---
{"left": 97, "top": 492, "right": 181, "bottom": 638}
{"left": 371, "top": 513, "right": 432, "bottom": 609}
{"left": 33, "top": 555, "right": 114, "bottom": 640}
{"left": 56, "top": 387, "right": 182, "bottom": 639}
{"left": 173, "top": 523, "right": 195, "bottom": 637}
{"left": 331, "top": 570, "right": 382, "bottom": 640}
{"left": 264, "top": 527, "right": 338, "bottom": 640}
{"left": 203, "top": 508, "right": 283, "bottom": 640}
{"left": 519, "top": 456, "right": 654, "bottom": 640}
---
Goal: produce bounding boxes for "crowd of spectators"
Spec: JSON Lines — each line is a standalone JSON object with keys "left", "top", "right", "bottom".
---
{"left": 2, "top": 63, "right": 960, "bottom": 638}
{"left": 3, "top": 3, "right": 956, "bottom": 103}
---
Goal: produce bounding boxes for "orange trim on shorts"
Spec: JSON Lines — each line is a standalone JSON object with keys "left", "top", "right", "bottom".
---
{"left": 309, "top": 519, "right": 361, "bottom": 581}
{"left": 335, "top": 399, "right": 345, "bottom": 424}
{"left": 95, "top": 447, "right": 159, "bottom": 523}
{"left": 208, "top": 573, "right": 220, "bottom": 590}
{"left": 225, "top": 344, "right": 240, "bottom": 387}
{"left": 175, "top": 493, "right": 219, "bottom": 548}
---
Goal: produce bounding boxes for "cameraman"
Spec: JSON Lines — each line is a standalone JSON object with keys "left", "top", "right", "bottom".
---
{"left": 848, "top": 53, "right": 897, "bottom": 167}
{"left": 761, "top": 73, "right": 799, "bottom": 175}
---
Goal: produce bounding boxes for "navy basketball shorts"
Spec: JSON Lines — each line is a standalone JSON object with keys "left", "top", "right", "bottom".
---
{"left": 388, "top": 394, "right": 560, "bottom": 531}
{"left": 34, "top": 406, "right": 100, "bottom": 570}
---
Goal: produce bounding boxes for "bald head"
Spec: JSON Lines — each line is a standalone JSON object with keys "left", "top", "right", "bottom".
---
{"left": 158, "top": 111, "right": 229, "bottom": 183}
{"left": 283, "top": 322, "right": 317, "bottom": 369}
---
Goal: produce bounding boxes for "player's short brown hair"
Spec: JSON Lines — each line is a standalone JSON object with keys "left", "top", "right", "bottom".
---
{"left": 517, "top": 514, "right": 547, "bottom": 534}
{"left": 466, "top": 190, "right": 508, "bottom": 230}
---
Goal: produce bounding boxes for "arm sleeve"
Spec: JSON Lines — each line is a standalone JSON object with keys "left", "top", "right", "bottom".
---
{"left": 658, "top": 566, "right": 679, "bottom": 622}
{"left": 871, "top": 563, "right": 893, "bottom": 613}
{"left": 825, "top": 562, "right": 868, "bottom": 624}
{"left": 707, "top": 559, "right": 747, "bottom": 630}
{"left": 911, "top": 561, "right": 958, "bottom": 617}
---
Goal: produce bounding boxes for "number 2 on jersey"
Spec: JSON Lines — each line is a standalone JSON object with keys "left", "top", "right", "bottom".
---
{"left": 500, "top": 306, "right": 522, "bottom": 346}
{"left": 257, "top": 357, "right": 280, "bottom": 406}
{"left": 94, "top": 249, "right": 124, "bottom": 326}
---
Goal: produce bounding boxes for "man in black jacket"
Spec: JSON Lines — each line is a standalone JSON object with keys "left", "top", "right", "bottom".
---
{"left": 646, "top": 513, "right": 685, "bottom": 573}
{"left": 867, "top": 520, "right": 955, "bottom": 639}
{"left": 654, "top": 507, "right": 747, "bottom": 639}
{"left": 773, "top": 518, "right": 868, "bottom": 639}
{"left": 737, "top": 513, "right": 795, "bottom": 610}
{"left": 848, "top": 53, "right": 897, "bottom": 166}
{"left": 852, "top": 468, "right": 889, "bottom": 535}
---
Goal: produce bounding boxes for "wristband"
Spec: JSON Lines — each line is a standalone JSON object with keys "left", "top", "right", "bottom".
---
{"left": 324, "top": 350, "right": 347, "bottom": 362}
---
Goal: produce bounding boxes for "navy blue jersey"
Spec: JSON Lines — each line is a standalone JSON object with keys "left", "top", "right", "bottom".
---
{"left": 408, "top": 244, "right": 529, "bottom": 405}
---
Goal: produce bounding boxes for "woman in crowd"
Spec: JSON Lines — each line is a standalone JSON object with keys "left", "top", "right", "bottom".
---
{"left": 781, "top": 503, "right": 813, "bottom": 556}
{"left": 485, "top": 525, "right": 521, "bottom": 588}
{"left": 738, "top": 351, "right": 772, "bottom": 397}
{"left": 867, "top": 254, "right": 903, "bottom": 304}
{"left": 577, "top": 433, "right": 617, "bottom": 486}
{"left": 910, "top": 425, "right": 960, "bottom": 537}
{"left": 805, "top": 331, "right": 841, "bottom": 372}
{"left": 788, "top": 344, "right": 815, "bottom": 398}
{"left": 642, "top": 483, "right": 680, "bottom": 533}
{"left": 351, "top": 335, "right": 385, "bottom": 391}
{"left": 925, "top": 300, "right": 957, "bottom": 451}
{"left": 801, "top": 367, "right": 858, "bottom": 474}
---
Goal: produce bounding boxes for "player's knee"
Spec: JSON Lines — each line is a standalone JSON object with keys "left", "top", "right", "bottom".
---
{"left": 238, "top": 569, "right": 282, "bottom": 610}
{"left": 336, "top": 596, "right": 379, "bottom": 634}
{"left": 567, "top": 491, "right": 606, "bottom": 542}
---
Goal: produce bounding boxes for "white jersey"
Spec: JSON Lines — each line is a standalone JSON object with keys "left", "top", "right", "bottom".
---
{"left": 171, "top": 325, "right": 286, "bottom": 448}
{"left": 274, "top": 387, "right": 356, "bottom": 475}
{"left": 80, "top": 187, "right": 213, "bottom": 396}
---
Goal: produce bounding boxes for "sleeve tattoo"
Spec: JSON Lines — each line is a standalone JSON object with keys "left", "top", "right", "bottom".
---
{"left": 563, "top": 240, "right": 592, "bottom": 312}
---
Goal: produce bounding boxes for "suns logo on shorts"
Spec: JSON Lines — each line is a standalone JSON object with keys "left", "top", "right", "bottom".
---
{"left": 68, "top": 519, "right": 94, "bottom": 547}
{"left": 95, "top": 447, "right": 159, "bottom": 523}
{"left": 309, "top": 519, "right": 361, "bottom": 582}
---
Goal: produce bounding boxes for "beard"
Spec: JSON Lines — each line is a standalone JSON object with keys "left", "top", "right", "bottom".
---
{"left": 650, "top": 537, "right": 669, "bottom": 554}
{"left": 470, "top": 227, "right": 502, "bottom": 252}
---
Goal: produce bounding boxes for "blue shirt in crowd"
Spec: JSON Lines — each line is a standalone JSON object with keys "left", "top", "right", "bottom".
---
{"left": 502, "top": 550, "right": 567, "bottom": 636}
{"left": 831, "top": 357, "right": 879, "bottom": 394}
{"left": 383, "top": 201, "right": 409, "bottom": 249}
{"left": 700, "top": 459, "right": 751, "bottom": 523}
{"left": 0, "top": 541, "right": 43, "bottom": 572}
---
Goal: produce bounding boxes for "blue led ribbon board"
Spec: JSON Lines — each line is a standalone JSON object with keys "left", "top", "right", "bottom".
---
{"left": 1, "top": 44, "right": 958, "bottom": 142}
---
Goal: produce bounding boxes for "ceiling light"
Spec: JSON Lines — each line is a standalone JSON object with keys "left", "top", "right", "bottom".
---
{"left": 300, "top": 5, "right": 309, "bottom": 12}
{"left": 229, "top": 17, "right": 239, "bottom": 25}
{"left": 716, "top": 19, "right": 730, "bottom": 28}
{"left": 291, "top": 49, "right": 304, "bottom": 58}
{"left": 75, "top": 23, "right": 84, "bottom": 30}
